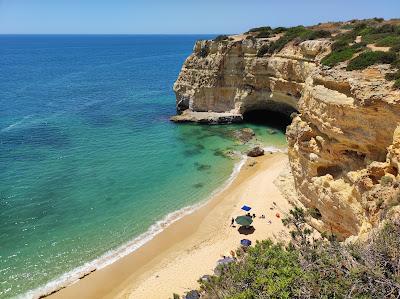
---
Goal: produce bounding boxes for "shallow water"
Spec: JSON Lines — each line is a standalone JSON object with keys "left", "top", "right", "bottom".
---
{"left": 0, "top": 35, "right": 287, "bottom": 298}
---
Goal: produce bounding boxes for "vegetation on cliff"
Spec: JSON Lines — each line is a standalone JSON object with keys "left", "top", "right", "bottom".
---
{"left": 318, "top": 20, "right": 400, "bottom": 88}
{"left": 196, "top": 208, "right": 400, "bottom": 298}
{"left": 247, "top": 19, "right": 400, "bottom": 89}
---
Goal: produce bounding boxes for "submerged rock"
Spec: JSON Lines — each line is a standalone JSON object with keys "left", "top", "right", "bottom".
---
{"left": 233, "top": 128, "right": 255, "bottom": 143}
{"left": 247, "top": 146, "right": 264, "bottom": 157}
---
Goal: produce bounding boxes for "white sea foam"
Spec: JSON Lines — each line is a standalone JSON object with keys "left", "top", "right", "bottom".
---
{"left": 21, "top": 155, "right": 249, "bottom": 299}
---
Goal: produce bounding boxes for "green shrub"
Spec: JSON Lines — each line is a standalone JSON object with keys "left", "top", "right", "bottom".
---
{"left": 247, "top": 26, "right": 272, "bottom": 33}
{"left": 391, "top": 44, "right": 400, "bottom": 52}
{"left": 256, "top": 44, "right": 270, "bottom": 57}
{"left": 394, "top": 78, "right": 400, "bottom": 89}
{"left": 391, "top": 58, "right": 400, "bottom": 68}
{"left": 255, "top": 31, "right": 270, "bottom": 38}
{"left": 347, "top": 51, "right": 397, "bottom": 70}
{"left": 374, "top": 24, "right": 397, "bottom": 34}
{"left": 199, "top": 209, "right": 400, "bottom": 299}
{"left": 321, "top": 48, "right": 357, "bottom": 67}
{"left": 362, "top": 32, "right": 389, "bottom": 44}
{"left": 385, "top": 70, "right": 400, "bottom": 81}
{"left": 272, "top": 27, "right": 287, "bottom": 34}
{"left": 199, "top": 240, "right": 302, "bottom": 298}
{"left": 373, "top": 17, "right": 385, "bottom": 23}
{"left": 341, "top": 24, "right": 354, "bottom": 30}
{"left": 331, "top": 40, "right": 350, "bottom": 51}
{"left": 214, "top": 35, "right": 229, "bottom": 42}
{"left": 308, "top": 207, "right": 322, "bottom": 219}
{"left": 307, "top": 30, "right": 331, "bottom": 40}
{"left": 333, "top": 31, "right": 357, "bottom": 45}
{"left": 353, "top": 22, "right": 368, "bottom": 34}
{"left": 268, "top": 26, "right": 312, "bottom": 53}
{"left": 375, "top": 36, "right": 400, "bottom": 47}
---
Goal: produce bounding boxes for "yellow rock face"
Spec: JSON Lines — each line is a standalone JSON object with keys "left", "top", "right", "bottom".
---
{"left": 174, "top": 34, "right": 400, "bottom": 239}
{"left": 287, "top": 65, "right": 400, "bottom": 239}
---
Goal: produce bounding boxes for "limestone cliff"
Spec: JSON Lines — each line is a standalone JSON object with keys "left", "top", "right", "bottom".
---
{"left": 172, "top": 35, "right": 327, "bottom": 122}
{"left": 173, "top": 22, "right": 400, "bottom": 239}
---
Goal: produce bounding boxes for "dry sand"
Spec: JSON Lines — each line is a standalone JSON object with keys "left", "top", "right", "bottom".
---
{"left": 50, "top": 153, "right": 292, "bottom": 299}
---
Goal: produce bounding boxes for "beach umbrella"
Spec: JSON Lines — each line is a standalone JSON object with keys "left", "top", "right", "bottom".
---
{"left": 235, "top": 215, "right": 253, "bottom": 226}
{"left": 240, "top": 239, "right": 252, "bottom": 247}
{"left": 241, "top": 205, "right": 252, "bottom": 212}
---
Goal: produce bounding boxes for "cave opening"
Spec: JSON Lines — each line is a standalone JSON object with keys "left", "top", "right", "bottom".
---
{"left": 242, "top": 109, "right": 294, "bottom": 133}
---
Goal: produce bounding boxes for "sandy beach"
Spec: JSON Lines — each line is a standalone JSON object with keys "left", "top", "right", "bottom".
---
{"left": 49, "top": 153, "right": 293, "bottom": 299}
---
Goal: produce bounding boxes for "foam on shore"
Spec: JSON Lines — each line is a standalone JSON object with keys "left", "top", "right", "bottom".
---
{"left": 21, "top": 152, "right": 257, "bottom": 299}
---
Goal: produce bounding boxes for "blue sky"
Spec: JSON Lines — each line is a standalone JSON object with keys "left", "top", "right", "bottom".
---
{"left": 0, "top": 0, "right": 399, "bottom": 34}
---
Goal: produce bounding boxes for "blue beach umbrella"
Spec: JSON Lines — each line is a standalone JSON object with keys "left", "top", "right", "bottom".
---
{"left": 241, "top": 205, "right": 252, "bottom": 212}
{"left": 240, "top": 239, "right": 252, "bottom": 247}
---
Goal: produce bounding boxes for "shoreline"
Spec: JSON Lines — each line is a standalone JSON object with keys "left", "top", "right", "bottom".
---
{"left": 46, "top": 152, "right": 292, "bottom": 299}
{"left": 25, "top": 153, "right": 249, "bottom": 299}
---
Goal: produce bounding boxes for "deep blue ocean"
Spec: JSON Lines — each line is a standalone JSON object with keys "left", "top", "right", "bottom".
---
{"left": 0, "top": 35, "right": 286, "bottom": 298}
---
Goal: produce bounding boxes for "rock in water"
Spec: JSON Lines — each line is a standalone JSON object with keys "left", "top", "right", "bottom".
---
{"left": 247, "top": 146, "right": 264, "bottom": 157}
{"left": 233, "top": 128, "right": 255, "bottom": 143}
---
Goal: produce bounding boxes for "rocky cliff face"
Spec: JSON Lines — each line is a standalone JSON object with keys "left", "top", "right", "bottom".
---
{"left": 173, "top": 28, "right": 400, "bottom": 239}
{"left": 287, "top": 66, "right": 400, "bottom": 238}
{"left": 172, "top": 35, "right": 328, "bottom": 122}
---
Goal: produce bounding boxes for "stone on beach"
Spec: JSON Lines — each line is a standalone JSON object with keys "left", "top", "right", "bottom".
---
{"left": 247, "top": 146, "right": 264, "bottom": 157}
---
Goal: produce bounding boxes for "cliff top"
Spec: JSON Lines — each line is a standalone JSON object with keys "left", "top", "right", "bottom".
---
{"left": 208, "top": 18, "right": 400, "bottom": 90}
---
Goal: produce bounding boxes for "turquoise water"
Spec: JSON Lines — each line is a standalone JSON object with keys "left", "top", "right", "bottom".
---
{"left": 0, "top": 35, "right": 286, "bottom": 298}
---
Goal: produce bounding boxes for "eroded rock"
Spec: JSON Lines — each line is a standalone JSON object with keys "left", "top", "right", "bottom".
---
{"left": 247, "top": 146, "right": 264, "bottom": 157}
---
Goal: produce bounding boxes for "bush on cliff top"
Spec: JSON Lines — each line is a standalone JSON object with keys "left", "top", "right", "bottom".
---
{"left": 347, "top": 50, "right": 397, "bottom": 70}
{"left": 321, "top": 47, "right": 357, "bottom": 67}
{"left": 321, "top": 42, "right": 365, "bottom": 67}
{"left": 247, "top": 26, "right": 272, "bottom": 33}
{"left": 197, "top": 208, "right": 400, "bottom": 299}
{"left": 214, "top": 35, "right": 230, "bottom": 42}
{"left": 268, "top": 27, "right": 331, "bottom": 53}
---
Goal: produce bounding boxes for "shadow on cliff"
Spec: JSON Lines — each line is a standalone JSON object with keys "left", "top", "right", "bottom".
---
{"left": 242, "top": 110, "right": 293, "bottom": 132}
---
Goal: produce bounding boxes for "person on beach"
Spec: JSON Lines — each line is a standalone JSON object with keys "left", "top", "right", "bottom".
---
{"left": 231, "top": 217, "right": 234, "bottom": 227}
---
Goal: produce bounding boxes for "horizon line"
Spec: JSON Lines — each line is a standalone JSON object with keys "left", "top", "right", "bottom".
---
{"left": 0, "top": 33, "right": 224, "bottom": 36}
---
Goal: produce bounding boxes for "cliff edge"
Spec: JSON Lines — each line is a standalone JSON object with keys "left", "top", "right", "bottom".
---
{"left": 173, "top": 19, "right": 400, "bottom": 239}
